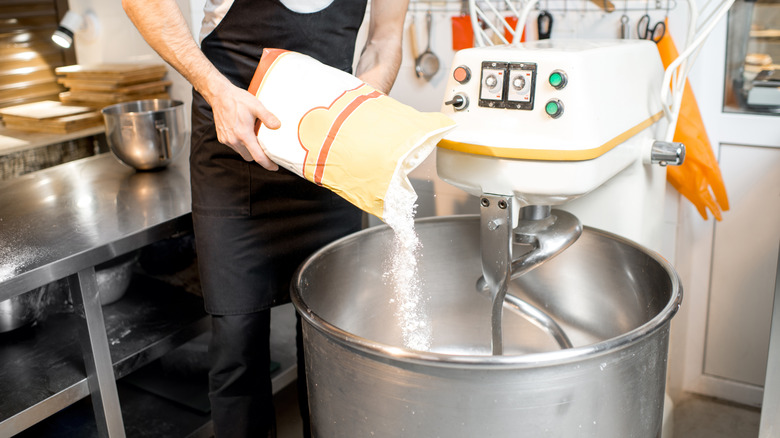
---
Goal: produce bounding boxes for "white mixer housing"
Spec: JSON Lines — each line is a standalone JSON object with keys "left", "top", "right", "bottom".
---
{"left": 437, "top": 39, "right": 667, "bottom": 205}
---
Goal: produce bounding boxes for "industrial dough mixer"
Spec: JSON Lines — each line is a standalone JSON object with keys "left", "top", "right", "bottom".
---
{"left": 292, "top": 1, "right": 735, "bottom": 436}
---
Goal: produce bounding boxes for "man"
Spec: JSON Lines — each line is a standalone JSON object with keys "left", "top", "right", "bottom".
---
{"left": 121, "top": 0, "right": 410, "bottom": 436}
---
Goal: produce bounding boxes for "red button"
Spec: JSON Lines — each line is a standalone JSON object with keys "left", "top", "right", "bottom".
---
{"left": 453, "top": 66, "right": 471, "bottom": 84}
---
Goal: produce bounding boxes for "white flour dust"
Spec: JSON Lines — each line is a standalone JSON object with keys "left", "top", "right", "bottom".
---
{"left": 382, "top": 178, "right": 431, "bottom": 352}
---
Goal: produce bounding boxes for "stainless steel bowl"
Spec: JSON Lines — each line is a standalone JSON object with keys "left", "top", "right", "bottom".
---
{"left": 292, "top": 215, "right": 682, "bottom": 437}
{"left": 102, "top": 99, "right": 188, "bottom": 171}
{"left": 95, "top": 251, "right": 139, "bottom": 305}
{"left": 0, "top": 252, "right": 138, "bottom": 332}
{"left": 0, "top": 289, "right": 42, "bottom": 333}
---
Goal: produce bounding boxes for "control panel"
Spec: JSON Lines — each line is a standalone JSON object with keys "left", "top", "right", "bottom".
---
{"left": 439, "top": 40, "right": 667, "bottom": 170}
{"left": 478, "top": 61, "right": 537, "bottom": 110}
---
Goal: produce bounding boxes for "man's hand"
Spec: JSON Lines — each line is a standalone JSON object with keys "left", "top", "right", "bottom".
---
{"left": 207, "top": 77, "right": 281, "bottom": 170}
{"left": 122, "top": 0, "right": 281, "bottom": 171}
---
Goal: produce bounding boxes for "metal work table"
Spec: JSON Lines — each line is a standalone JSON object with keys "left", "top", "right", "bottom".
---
{"left": 0, "top": 125, "right": 105, "bottom": 157}
{"left": 0, "top": 150, "right": 192, "bottom": 299}
{"left": 0, "top": 151, "right": 195, "bottom": 437}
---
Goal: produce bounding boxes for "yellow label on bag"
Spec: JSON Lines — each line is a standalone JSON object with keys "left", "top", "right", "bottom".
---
{"left": 299, "top": 84, "right": 383, "bottom": 184}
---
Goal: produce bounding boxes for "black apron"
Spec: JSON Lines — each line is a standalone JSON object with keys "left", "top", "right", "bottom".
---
{"left": 191, "top": 0, "right": 367, "bottom": 315}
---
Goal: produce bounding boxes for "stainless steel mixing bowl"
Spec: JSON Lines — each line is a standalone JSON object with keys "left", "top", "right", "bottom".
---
{"left": 95, "top": 251, "right": 139, "bottom": 305}
{"left": 102, "top": 99, "right": 188, "bottom": 171}
{"left": 292, "top": 215, "right": 682, "bottom": 438}
{"left": 0, "top": 290, "right": 39, "bottom": 333}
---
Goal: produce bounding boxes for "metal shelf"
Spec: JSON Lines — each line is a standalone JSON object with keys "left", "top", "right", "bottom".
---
{"left": 9, "top": 301, "right": 301, "bottom": 438}
{"left": 0, "top": 273, "right": 209, "bottom": 436}
{"left": 15, "top": 380, "right": 214, "bottom": 438}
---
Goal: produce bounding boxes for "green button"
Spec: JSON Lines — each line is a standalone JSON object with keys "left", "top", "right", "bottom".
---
{"left": 545, "top": 101, "right": 560, "bottom": 115}
{"left": 549, "top": 72, "right": 563, "bottom": 87}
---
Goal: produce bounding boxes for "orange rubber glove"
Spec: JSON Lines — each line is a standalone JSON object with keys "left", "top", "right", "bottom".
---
{"left": 656, "top": 18, "right": 730, "bottom": 221}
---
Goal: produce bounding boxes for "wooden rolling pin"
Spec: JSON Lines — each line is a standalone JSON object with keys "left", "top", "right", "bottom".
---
{"left": 590, "top": 0, "right": 616, "bottom": 12}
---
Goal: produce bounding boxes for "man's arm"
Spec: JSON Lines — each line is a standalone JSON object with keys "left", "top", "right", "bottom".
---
{"left": 355, "top": 0, "right": 410, "bottom": 94}
{"left": 121, "top": 0, "right": 280, "bottom": 170}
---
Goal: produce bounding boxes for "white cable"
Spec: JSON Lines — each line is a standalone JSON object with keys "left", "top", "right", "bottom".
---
{"left": 661, "top": 0, "right": 734, "bottom": 139}
{"left": 515, "top": 0, "right": 541, "bottom": 44}
{"left": 685, "top": 0, "right": 699, "bottom": 50}
{"left": 504, "top": 0, "right": 523, "bottom": 22}
{"left": 502, "top": 0, "right": 524, "bottom": 42}
{"left": 477, "top": 3, "right": 512, "bottom": 44}
{"left": 470, "top": 0, "right": 487, "bottom": 47}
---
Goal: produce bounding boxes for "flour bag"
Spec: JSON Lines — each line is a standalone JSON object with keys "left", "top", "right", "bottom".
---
{"left": 248, "top": 49, "right": 456, "bottom": 221}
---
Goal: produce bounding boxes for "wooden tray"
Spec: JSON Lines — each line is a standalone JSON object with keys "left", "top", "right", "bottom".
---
{"left": 1, "top": 111, "right": 103, "bottom": 134}
{"left": 0, "top": 100, "right": 93, "bottom": 119}
{"left": 55, "top": 64, "right": 168, "bottom": 86}
{"left": 59, "top": 91, "right": 171, "bottom": 107}
{"left": 60, "top": 81, "right": 171, "bottom": 103}
{"left": 58, "top": 79, "right": 172, "bottom": 93}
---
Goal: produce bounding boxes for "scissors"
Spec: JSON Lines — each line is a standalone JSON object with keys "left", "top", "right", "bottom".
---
{"left": 637, "top": 14, "right": 665, "bottom": 43}
{"left": 537, "top": 10, "right": 553, "bottom": 40}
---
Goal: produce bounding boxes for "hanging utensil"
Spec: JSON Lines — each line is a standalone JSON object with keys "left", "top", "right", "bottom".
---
{"left": 637, "top": 0, "right": 665, "bottom": 43}
{"left": 589, "top": 0, "right": 616, "bottom": 12}
{"left": 415, "top": 10, "right": 440, "bottom": 80}
{"left": 619, "top": 0, "right": 630, "bottom": 39}
{"left": 504, "top": 15, "right": 522, "bottom": 43}
{"left": 409, "top": 14, "right": 420, "bottom": 60}
{"left": 451, "top": 0, "right": 473, "bottom": 50}
{"left": 637, "top": 14, "right": 666, "bottom": 43}
{"left": 620, "top": 14, "right": 630, "bottom": 39}
{"left": 537, "top": 10, "right": 553, "bottom": 40}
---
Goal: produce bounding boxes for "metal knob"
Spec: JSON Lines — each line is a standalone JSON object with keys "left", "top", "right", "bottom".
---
{"left": 651, "top": 141, "right": 685, "bottom": 166}
{"left": 512, "top": 75, "right": 526, "bottom": 90}
{"left": 485, "top": 75, "right": 499, "bottom": 89}
{"left": 445, "top": 93, "right": 469, "bottom": 111}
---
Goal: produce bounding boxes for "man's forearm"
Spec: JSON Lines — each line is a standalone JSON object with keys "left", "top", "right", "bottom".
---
{"left": 121, "top": 0, "right": 230, "bottom": 102}
{"left": 355, "top": 0, "right": 409, "bottom": 93}
{"left": 122, "top": 0, "right": 281, "bottom": 169}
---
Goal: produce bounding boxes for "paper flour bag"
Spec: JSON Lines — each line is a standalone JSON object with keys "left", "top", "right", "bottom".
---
{"left": 248, "top": 49, "right": 455, "bottom": 221}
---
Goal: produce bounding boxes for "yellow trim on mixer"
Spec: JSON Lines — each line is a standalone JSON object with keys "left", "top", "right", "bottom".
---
{"left": 437, "top": 111, "right": 665, "bottom": 161}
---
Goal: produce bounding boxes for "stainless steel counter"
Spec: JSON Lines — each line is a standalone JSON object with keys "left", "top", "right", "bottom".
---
{"left": 0, "top": 150, "right": 191, "bottom": 300}
{"left": 0, "top": 150, "right": 193, "bottom": 437}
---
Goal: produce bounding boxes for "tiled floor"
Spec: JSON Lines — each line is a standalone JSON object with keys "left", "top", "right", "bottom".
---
{"left": 274, "top": 383, "right": 763, "bottom": 438}
{"left": 673, "top": 392, "right": 761, "bottom": 438}
{"left": 275, "top": 383, "right": 303, "bottom": 438}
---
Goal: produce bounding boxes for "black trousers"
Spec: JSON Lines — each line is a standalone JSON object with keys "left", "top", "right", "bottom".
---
{"left": 192, "top": 193, "right": 361, "bottom": 438}
{"left": 207, "top": 310, "right": 313, "bottom": 437}
{"left": 208, "top": 312, "right": 275, "bottom": 437}
{"left": 191, "top": 82, "right": 362, "bottom": 437}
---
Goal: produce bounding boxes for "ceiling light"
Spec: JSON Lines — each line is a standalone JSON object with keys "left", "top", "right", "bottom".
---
{"left": 51, "top": 10, "right": 99, "bottom": 49}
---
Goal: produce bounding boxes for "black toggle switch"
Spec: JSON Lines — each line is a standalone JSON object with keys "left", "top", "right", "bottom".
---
{"left": 445, "top": 93, "right": 469, "bottom": 111}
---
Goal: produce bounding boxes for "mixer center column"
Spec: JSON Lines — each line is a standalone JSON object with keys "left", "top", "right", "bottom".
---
{"left": 479, "top": 194, "right": 514, "bottom": 355}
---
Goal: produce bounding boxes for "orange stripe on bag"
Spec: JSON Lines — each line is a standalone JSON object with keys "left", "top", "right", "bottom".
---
{"left": 298, "top": 85, "right": 383, "bottom": 184}
{"left": 249, "top": 48, "right": 290, "bottom": 135}
{"left": 312, "top": 89, "right": 383, "bottom": 185}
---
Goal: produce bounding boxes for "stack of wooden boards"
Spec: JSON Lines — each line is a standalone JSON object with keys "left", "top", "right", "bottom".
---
{"left": 0, "top": 64, "right": 171, "bottom": 134}
{"left": 0, "top": 100, "right": 102, "bottom": 134}
{"left": 56, "top": 63, "right": 170, "bottom": 107}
